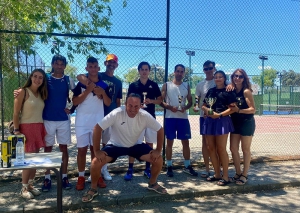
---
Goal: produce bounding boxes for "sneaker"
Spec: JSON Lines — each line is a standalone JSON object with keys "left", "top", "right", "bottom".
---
{"left": 143, "top": 169, "right": 151, "bottom": 179}
{"left": 124, "top": 169, "right": 133, "bottom": 181}
{"left": 87, "top": 175, "right": 91, "bottom": 183}
{"left": 62, "top": 177, "right": 72, "bottom": 190}
{"left": 183, "top": 165, "right": 198, "bottom": 176}
{"left": 20, "top": 187, "right": 34, "bottom": 199}
{"left": 76, "top": 176, "right": 85, "bottom": 191}
{"left": 97, "top": 177, "right": 107, "bottom": 188}
{"left": 28, "top": 186, "right": 41, "bottom": 196}
{"left": 102, "top": 169, "right": 112, "bottom": 181}
{"left": 166, "top": 166, "right": 174, "bottom": 177}
{"left": 41, "top": 178, "right": 51, "bottom": 192}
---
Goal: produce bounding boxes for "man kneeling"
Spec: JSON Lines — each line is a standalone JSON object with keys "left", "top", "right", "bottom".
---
{"left": 82, "top": 93, "right": 167, "bottom": 202}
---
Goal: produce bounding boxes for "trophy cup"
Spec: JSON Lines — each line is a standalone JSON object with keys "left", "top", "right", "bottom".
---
{"left": 195, "top": 95, "right": 199, "bottom": 110}
{"left": 205, "top": 97, "right": 217, "bottom": 115}
{"left": 142, "top": 92, "right": 147, "bottom": 108}
{"left": 178, "top": 95, "right": 183, "bottom": 110}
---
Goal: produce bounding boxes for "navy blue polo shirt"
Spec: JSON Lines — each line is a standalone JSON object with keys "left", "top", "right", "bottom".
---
{"left": 128, "top": 79, "right": 161, "bottom": 118}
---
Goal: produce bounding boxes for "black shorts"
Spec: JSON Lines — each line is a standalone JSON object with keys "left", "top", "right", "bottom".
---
{"left": 231, "top": 117, "right": 255, "bottom": 136}
{"left": 102, "top": 143, "right": 152, "bottom": 163}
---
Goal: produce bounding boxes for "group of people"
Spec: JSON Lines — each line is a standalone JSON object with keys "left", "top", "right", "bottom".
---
{"left": 12, "top": 54, "right": 255, "bottom": 202}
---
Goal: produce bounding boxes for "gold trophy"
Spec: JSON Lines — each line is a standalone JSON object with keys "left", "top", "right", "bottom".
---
{"left": 142, "top": 92, "right": 147, "bottom": 108}
{"left": 178, "top": 95, "right": 183, "bottom": 110}
{"left": 205, "top": 97, "right": 217, "bottom": 115}
{"left": 194, "top": 95, "right": 199, "bottom": 110}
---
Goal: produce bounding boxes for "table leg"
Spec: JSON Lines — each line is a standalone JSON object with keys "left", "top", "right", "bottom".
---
{"left": 51, "top": 167, "right": 62, "bottom": 213}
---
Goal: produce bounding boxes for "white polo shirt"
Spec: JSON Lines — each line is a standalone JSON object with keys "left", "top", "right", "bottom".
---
{"left": 99, "top": 106, "right": 161, "bottom": 147}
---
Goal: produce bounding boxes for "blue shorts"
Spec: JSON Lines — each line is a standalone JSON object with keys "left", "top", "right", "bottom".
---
{"left": 165, "top": 118, "right": 191, "bottom": 140}
{"left": 199, "top": 117, "right": 205, "bottom": 135}
{"left": 102, "top": 143, "right": 152, "bottom": 163}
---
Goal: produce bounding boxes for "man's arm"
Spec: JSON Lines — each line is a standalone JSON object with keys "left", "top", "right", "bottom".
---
{"left": 77, "top": 74, "right": 89, "bottom": 86}
{"left": 155, "top": 127, "right": 164, "bottom": 152}
{"left": 72, "top": 82, "right": 96, "bottom": 105}
{"left": 92, "top": 124, "right": 107, "bottom": 162}
{"left": 184, "top": 84, "right": 193, "bottom": 110}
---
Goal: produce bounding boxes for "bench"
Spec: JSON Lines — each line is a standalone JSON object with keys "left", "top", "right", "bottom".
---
{"left": 276, "top": 106, "right": 293, "bottom": 114}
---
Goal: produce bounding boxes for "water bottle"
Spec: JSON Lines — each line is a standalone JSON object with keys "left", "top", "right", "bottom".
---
{"left": 15, "top": 138, "right": 25, "bottom": 165}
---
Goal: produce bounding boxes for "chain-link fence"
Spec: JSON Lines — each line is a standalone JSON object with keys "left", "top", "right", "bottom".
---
{"left": 1, "top": 0, "right": 300, "bottom": 170}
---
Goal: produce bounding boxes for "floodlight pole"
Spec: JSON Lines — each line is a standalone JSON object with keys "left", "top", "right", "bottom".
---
{"left": 259, "top": 55, "right": 268, "bottom": 95}
{"left": 186, "top": 50, "right": 195, "bottom": 86}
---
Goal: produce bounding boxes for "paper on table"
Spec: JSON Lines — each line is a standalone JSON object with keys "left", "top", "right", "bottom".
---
{"left": 14, "top": 158, "right": 52, "bottom": 166}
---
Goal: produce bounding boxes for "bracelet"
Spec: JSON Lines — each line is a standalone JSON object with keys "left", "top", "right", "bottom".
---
{"left": 14, "top": 129, "right": 19, "bottom": 132}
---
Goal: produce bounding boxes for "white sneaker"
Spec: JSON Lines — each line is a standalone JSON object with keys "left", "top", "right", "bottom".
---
{"left": 102, "top": 169, "right": 112, "bottom": 181}
{"left": 20, "top": 187, "right": 34, "bottom": 199}
{"left": 87, "top": 175, "right": 91, "bottom": 183}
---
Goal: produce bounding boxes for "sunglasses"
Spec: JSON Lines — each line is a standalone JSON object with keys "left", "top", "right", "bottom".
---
{"left": 234, "top": 74, "right": 244, "bottom": 79}
{"left": 203, "top": 67, "right": 214, "bottom": 71}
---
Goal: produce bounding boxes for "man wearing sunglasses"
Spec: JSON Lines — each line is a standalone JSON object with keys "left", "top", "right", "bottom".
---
{"left": 194, "top": 60, "right": 217, "bottom": 178}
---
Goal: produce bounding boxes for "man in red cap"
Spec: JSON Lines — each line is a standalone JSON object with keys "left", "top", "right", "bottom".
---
{"left": 77, "top": 54, "right": 123, "bottom": 184}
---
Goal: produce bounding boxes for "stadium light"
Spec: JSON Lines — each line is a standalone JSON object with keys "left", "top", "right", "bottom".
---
{"left": 186, "top": 50, "right": 195, "bottom": 86}
{"left": 259, "top": 55, "right": 268, "bottom": 94}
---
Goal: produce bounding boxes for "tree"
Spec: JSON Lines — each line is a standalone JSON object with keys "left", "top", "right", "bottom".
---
{"left": 252, "top": 68, "right": 277, "bottom": 89}
{"left": 45, "top": 64, "right": 77, "bottom": 79}
{"left": 0, "top": 0, "right": 127, "bottom": 64}
{"left": 123, "top": 67, "right": 139, "bottom": 84}
{"left": 281, "top": 70, "right": 300, "bottom": 86}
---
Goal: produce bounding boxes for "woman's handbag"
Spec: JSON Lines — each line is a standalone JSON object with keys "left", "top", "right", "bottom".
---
{"left": 7, "top": 89, "right": 27, "bottom": 134}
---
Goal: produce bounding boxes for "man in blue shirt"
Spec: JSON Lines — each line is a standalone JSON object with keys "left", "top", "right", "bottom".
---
{"left": 42, "top": 55, "right": 75, "bottom": 191}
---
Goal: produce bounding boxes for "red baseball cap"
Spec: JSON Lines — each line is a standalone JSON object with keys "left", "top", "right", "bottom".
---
{"left": 106, "top": 54, "right": 118, "bottom": 63}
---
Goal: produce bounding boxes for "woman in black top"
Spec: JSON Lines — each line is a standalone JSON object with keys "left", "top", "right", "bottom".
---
{"left": 202, "top": 70, "right": 236, "bottom": 186}
{"left": 229, "top": 68, "right": 256, "bottom": 185}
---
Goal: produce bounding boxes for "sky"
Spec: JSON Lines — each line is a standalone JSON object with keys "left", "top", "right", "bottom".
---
{"left": 37, "top": 0, "right": 300, "bottom": 83}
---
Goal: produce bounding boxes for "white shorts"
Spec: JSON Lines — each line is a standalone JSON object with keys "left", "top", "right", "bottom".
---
{"left": 138, "top": 128, "right": 157, "bottom": 144}
{"left": 76, "top": 132, "right": 93, "bottom": 148}
{"left": 44, "top": 120, "right": 71, "bottom": 146}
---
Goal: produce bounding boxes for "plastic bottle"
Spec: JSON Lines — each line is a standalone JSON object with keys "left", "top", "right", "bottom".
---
{"left": 15, "top": 138, "right": 25, "bottom": 165}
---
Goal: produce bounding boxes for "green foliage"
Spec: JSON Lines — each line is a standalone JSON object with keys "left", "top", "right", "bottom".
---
{"left": 252, "top": 68, "right": 278, "bottom": 89}
{"left": 1, "top": 0, "right": 127, "bottom": 62}
{"left": 123, "top": 67, "right": 139, "bottom": 84}
{"left": 281, "top": 70, "right": 300, "bottom": 86}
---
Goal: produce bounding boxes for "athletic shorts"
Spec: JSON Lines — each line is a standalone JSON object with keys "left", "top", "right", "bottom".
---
{"left": 138, "top": 128, "right": 157, "bottom": 144}
{"left": 164, "top": 118, "right": 191, "bottom": 140}
{"left": 76, "top": 132, "right": 93, "bottom": 148}
{"left": 102, "top": 143, "right": 152, "bottom": 163}
{"left": 199, "top": 117, "right": 205, "bottom": 135}
{"left": 231, "top": 117, "right": 255, "bottom": 136}
{"left": 44, "top": 120, "right": 71, "bottom": 146}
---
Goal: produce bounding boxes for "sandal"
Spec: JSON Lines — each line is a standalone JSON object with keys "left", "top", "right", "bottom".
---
{"left": 147, "top": 182, "right": 168, "bottom": 194}
{"left": 201, "top": 171, "right": 210, "bottom": 178}
{"left": 229, "top": 173, "right": 241, "bottom": 183}
{"left": 236, "top": 174, "right": 248, "bottom": 185}
{"left": 82, "top": 188, "right": 98, "bottom": 202}
{"left": 206, "top": 175, "right": 222, "bottom": 182}
{"left": 217, "top": 179, "right": 230, "bottom": 186}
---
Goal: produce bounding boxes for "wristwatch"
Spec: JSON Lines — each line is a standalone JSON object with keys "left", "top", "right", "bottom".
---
{"left": 219, "top": 113, "right": 223, "bottom": 118}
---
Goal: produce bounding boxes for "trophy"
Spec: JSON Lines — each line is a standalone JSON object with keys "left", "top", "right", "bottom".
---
{"left": 194, "top": 95, "right": 199, "bottom": 110}
{"left": 205, "top": 97, "right": 217, "bottom": 115}
{"left": 142, "top": 92, "right": 147, "bottom": 108}
{"left": 178, "top": 95, "right": 183, "bottom": 110}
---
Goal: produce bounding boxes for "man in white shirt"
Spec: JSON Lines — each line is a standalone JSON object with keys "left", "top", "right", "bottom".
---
{"left": 82, "top": 93, "right": 167, "bottom": 202}
{"left": 194, "top": 60, "right": 216, "bottom": 178}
